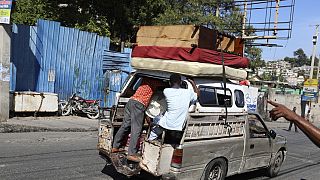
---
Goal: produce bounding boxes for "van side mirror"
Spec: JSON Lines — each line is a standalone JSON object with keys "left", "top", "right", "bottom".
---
{"left": 269, "top": 129, "right": 277, "bottom": 139}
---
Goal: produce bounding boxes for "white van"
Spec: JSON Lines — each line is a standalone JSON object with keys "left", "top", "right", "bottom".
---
{"left": 98, "top": 70, "right": 287, "bottom": 180}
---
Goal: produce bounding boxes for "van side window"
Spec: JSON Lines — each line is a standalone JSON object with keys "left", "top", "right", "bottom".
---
{"left": 235, "top": 90, "right": 245, "bottom": 107}
{"left": 199, "top": 86, "right": 232, "bottom": 107}
{"left": 248, "top": 115, "right": 267, "bottom": 138}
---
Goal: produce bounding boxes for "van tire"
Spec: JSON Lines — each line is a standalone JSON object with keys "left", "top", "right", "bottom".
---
{"left": 266, "top": 150, "right": 284, "bottom": 177}
{"left": 203, "top": 158, "right": 227, "bottom": 180}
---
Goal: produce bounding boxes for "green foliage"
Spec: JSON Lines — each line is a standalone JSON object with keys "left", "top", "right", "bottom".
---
{"left": 278, "top": 74, "right": 286, "bottom": 82}
{"left": 11, "top": 0, "right": 57, "bottom": 25}
{"left": 12, "top": 0, "right": 110, "bottom": 36}
{"left": 247, "top": 46, "right": 263, "bottom": 72}
{"left": 75, "top": 17, "right": 110, "bottom": 36}
{"left": 155, "top": 0, "right": 242, "bottom": 33}
{"left": 294, "top": 48, "right": 308, "bottom": 66}
{"left": 308, "top": 56, "right": 319, "bottom": 66}
{"left": 11, "top": 0, "right": 260, "bottom": 61}
{"left": 249, "top": 58, "right": 265, "bottom": 72}
{"left": 247, "top": 47, "right": 262, "bottom": 61}
{"left": 283, "top": 48, "right": 314, "bottom": 67}
{"left": 91, "top": 0, "right": 167, "bottom": 41}
{"left": 12, "top": 0, "right": 243, "bottom": 38}
{"left": 261, "top": 72, "right": 272, "bottom": 81}
{"left": 244, "top": 25, "right": 263, "bottom": 69}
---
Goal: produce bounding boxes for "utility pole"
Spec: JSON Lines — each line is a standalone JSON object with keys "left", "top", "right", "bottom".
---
{"left": 0, "top": 24, "right": 11, "bottom": 122}
{"left": 317, "top": 54, "right": 320, "bottom": 79}
{"left": 309, "top": 25, "right": 319, "bottom": 79}
{"left": 0, "top": 0, "right": 13, "bottom": 122}
{"left": 241, "top": 0, "right": 248, "bottom": 57}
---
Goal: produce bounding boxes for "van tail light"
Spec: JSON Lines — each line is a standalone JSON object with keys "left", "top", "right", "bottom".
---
{"left": 171, "top": 148, "right": 183, "bottom": 168}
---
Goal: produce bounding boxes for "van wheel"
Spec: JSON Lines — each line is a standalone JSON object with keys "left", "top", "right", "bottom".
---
{"left": 267, "top": 151, "right": 284, "bottom": 177}
{"left": 203, "top": 158, "right": 227, "bottom": 180}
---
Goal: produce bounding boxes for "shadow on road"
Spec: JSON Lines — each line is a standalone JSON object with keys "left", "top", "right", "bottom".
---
{"left": 276, "top": 160, "right": 320, "bottom": 178}
{"left": 102, "top": 164, "right": 128, "bottom": 180}
{"left": 101, "top": 163, "right": 160, "bottom": 180}
{"left": 226, "top": 169, "right": 269, "bottom": 180}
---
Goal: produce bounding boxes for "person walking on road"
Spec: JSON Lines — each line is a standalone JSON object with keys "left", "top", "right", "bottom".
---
{"left": 268, "top": 100, "right": 320, "bottom": 148}
{"left": 287, "top": 107, "right": 298, "bottom": 132}
{"left": 112, "top": 77, "right": 163, "bottom": 162}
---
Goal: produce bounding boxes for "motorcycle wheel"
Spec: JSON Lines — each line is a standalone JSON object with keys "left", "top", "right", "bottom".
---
{"left": 60, "top": 101, "right": 72, "bottom": 116}
{"left": 86, "top": 105, "right": 100, "bottom": 119}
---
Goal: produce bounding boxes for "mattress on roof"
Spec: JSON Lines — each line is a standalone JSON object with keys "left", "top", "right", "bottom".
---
{"left": 131, "top": 57, "right": 247, "bottom": 80}
{"left": 132, "top": 46, "right": 249, "bottom": 68}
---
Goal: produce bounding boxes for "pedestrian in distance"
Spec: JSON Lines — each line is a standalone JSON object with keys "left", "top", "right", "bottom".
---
{"left": 268, "top": 100, "right": 320, "bottom": 148}
{"left": 306, "top": 109, "right": 311, "bottom": 122}
{"left": 287, "top": 107, "right": 298, "bottom": 132}
{"left": 112, "top": 77, "right": 163, "bottom": 162}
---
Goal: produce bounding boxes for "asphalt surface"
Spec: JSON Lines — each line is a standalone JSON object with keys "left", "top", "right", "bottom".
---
{"left": 0, "top": 128, "right": 319, "bottom": 180}
{"left": 227, "top": 128, "right": 320, "bottom": 180}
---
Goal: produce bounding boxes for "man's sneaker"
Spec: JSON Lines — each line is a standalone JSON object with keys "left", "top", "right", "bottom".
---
{"left": 127, "top": 155, "right": 142, "bottom": 162}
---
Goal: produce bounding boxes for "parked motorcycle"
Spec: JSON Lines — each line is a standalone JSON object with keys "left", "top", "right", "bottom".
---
{"left": 59, "top": 93, "right": 100, "bottom": 119}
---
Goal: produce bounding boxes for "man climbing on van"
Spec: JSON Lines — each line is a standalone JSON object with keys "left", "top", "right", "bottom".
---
{"left": 112, "top": 77, "right": 163, "bottom": 162}
{"left": 148, "top": 73, "right": 199, "bottom": 141}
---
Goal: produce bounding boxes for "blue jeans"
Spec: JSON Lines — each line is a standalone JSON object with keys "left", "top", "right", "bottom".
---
{"left": 148, "top": 115, "right": 163, "bottom": 140}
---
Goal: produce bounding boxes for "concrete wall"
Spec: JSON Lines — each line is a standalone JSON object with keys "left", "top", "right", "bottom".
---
{"left": 268, "top": 89, "right": 320, "bottom": 123}
{"left": 0, "top": 24, "right": 11, "bottom": 122}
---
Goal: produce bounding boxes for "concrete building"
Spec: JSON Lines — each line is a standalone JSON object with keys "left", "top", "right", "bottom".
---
{"left": 266, "top": 60, "right": 292, "bottom": 70}
{"left": 257, "top": 60, "right": 306, "bottom": 85}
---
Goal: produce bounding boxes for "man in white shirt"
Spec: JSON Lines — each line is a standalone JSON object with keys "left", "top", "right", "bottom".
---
{"left": 148, "top": 73, "right": 198, "bottom": 141}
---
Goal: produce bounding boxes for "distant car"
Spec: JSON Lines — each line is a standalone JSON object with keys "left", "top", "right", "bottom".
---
{"left": 98, "top": 70, "right": 287, "bottom": 180}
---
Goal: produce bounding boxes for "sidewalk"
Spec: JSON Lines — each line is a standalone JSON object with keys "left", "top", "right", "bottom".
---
{"left": 265, "top": 119, "right": 320, "bottom": 130}
{"left": 0, "top": 116, "right": 99, "bottom": 133}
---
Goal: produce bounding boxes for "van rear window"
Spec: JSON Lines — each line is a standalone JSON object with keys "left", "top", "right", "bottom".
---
{"left": 199, "top": 86, "right": 232, "bottom": 107}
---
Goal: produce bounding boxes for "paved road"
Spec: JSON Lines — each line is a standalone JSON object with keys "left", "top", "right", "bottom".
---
{"left": 0, "top": 128, "right": 319, "bottom": 180}
{"left": 227, "top": 128, "right": 320, "bottom": 180}
{"left": 0, "top": 132, "right": 109, "bottom": 180}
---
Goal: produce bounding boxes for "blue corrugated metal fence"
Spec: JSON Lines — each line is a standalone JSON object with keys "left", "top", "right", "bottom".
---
{"left": 11, "top": 19, "right": 132, "bottom": 107}
{"left": 102, "top": 48, "right": 132, "bottom": 107}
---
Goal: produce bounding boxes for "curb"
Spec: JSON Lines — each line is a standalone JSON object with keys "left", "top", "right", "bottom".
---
{"left": 0, "top": 124, "right": 98, "bottom": 133}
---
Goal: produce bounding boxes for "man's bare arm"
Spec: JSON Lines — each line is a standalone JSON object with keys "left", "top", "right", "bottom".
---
{"left": 268, "top": 100, "right": 320, "bottom": 148}
{"left": 186, "top": 77, "right": 199, "bottom": 96}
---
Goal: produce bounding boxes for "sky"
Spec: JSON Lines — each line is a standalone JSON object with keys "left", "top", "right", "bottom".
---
{"left": 260, "top": 0, "right": 320, "bottom": 61}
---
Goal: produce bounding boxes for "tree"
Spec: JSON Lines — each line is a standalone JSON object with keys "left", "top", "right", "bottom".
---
{"left": 247, "top": 47, "right": 262, "bottom": 61}
{"left": 249, "top": 58, "right": 265, "bottom": 72}
{"left": 308, "top": 56, "right": 319, "bottom": 66}
{"left": 282, "top": 48, "right": 311, "bottom": 67}
{"left": 12, "top": 1, "right": 244, "bottom": 40}
{"left": 11, "top": 0, "right": 261, "bottom": 60}
{"left": 11, "top": 0, "right": 57, "bottom": 25}
{"left": 12, "top": 0, "right": 111, "bottom": 36}
{"left": 298, "top": 70, "right": 305, "bottom": 77}
{"left": 154, "top": 0, "right": 242, "bottom": 33}
{"left": 243, "top": 24, "right": 263, "bottom": 69}
{"left": 293, "top": 48, "right": 308, "bottom": 66}
{"left": 261, "top": 72, "right": 272, "bottom": 81}
{"left": 279, "top": 74, "right": 286, "bottom": 82}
